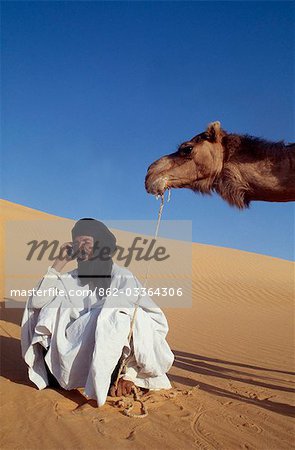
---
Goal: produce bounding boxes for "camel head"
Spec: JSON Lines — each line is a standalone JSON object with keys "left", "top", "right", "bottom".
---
{"left": 145, "top": 121, "right": 226, "bottom": 196}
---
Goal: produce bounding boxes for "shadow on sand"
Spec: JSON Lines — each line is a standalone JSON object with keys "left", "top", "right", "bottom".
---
{"left": 171, "top": 349, "right": 295, "bottom": 418}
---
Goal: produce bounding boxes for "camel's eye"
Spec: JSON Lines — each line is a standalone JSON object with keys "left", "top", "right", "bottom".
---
{"left": 180, "top": 145, "right": 193, "bottom": 155}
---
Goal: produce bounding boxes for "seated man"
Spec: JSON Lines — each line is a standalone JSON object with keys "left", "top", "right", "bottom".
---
{"left": 21, "top": 218, "right": 174, "bottom": 405}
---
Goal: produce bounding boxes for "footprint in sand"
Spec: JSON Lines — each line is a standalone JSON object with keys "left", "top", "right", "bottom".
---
{"left": 225, "top": 413, "right": 263, "bottom": 433}
{"left": 191, "top": 403, "right": 264, "bottom": 450}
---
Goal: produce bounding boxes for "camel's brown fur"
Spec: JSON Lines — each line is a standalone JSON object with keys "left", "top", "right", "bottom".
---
{"left": 145, "top": 122, "right": 295, "bottom": 209}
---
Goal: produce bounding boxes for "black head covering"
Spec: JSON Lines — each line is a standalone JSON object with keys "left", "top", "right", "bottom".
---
{"left": 71, "top": 218, "right": 116, "bottom": 292}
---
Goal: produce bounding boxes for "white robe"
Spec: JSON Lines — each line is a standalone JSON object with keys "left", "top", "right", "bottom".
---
{"left": 21, "top": 262, "right": 174, "bottom": 406}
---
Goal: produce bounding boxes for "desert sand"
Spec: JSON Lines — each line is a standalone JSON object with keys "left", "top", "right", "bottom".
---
{"left": 0, "top": 199, "right": 294, "bottom": 449}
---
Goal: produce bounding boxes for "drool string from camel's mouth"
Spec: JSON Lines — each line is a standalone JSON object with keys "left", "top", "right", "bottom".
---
{"left": 155, "top": 177, "right": 171, "bottom": 203}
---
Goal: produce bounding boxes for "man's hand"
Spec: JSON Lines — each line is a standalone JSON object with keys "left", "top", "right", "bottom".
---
{"left": 109, "top": 378, "right": 135, "bottom": 397}
{"left": 52, "top": 242, "right": 73, "bottom": 272}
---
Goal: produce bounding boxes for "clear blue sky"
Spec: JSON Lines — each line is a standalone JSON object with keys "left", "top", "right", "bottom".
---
{"left": 2, "top": 1, "right": 294, "bottom": 261}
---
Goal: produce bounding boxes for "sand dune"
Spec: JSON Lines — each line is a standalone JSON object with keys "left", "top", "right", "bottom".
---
{"left": 0, "top": 199, "right": 294, "bottom": 450}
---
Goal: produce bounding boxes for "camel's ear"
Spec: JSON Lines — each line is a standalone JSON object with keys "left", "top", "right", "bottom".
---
{"left": 206, "top": 121, "right": 222, "bottom": 142}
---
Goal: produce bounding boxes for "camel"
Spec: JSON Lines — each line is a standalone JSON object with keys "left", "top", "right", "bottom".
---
{"left": 145, "top": 121, "right": 295, "bottom": 209}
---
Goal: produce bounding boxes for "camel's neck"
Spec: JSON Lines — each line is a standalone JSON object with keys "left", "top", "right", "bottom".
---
{"left": 229, "top": 147, "right": 295, "bottom": 204}
{"left": 215, "top": 142, "right": 295, "bottom": 208}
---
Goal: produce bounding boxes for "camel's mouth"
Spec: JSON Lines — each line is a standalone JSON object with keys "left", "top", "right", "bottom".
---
{"left": 145, "top": 176, "right": 169, "bottom": 195}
